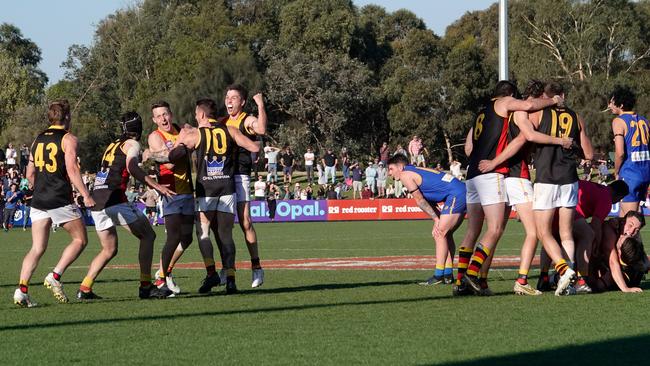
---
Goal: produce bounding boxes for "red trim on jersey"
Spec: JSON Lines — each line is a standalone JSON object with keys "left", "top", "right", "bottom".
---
{"left": 494, "top": 116, "right": 510, "bottom": 175}
{"left": 519, "top": 159, "right": 530, "bottom": 180}
{"left": 153, "top": 129, "right": 176, "bottom": 191}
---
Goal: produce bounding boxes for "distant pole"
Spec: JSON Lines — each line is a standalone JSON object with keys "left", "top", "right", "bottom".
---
{"left": 499, "top": 0, "right": 508, "bottom": 80}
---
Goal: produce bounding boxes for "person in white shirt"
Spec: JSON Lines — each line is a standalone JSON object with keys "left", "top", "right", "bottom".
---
{"left": 6, "top": 143, "right": 17, "bottom": 168}
{"left": 264, "top": 143, "right": 281, "bottom": 182}
{"left": 253, "top": 175, "right": 267, "bottom": 201}
{"left": 450, "top": 160, "right": 462, "bottom": 180}
{"left": 304, "top": 147, "right": 315, "bottom": 185}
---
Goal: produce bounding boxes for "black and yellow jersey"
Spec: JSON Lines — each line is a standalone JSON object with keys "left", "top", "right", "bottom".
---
{"left": 226, "top": 112, "right": 257, "bottom": 175}
{"left": 195, "top": 121, "right": 236, "bottom": 197}
{"left": 91, "top": 137, "right": 130, "bottom": 210}
{"left": 30, "top": 125, "right": 73, "bottom": 210}
{"left": 534, "top": 106, "right": 581, "bottom": 185}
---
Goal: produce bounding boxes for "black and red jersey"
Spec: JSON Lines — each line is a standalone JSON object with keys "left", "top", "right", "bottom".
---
{"left": 506, "top": 116, "right": 531, "bottom": 180}
{"left": 467, "top": 99, "right": 510, "bottom": 180}
{"left": 91, "top": 137, "right": 130, "bottom": 210}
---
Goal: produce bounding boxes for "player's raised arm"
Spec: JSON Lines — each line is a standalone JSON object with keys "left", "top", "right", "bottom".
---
{"left": 123, "top": 139, "right": 175, "bottom": 197}
{"left": 63, "top": 134, "right": 95, "bottom": 208}
{"left": 245, "top": 93, "right": 267, "bottom": 135}
{"left": 229, "top": 126, "right": 260, "bottom": 153}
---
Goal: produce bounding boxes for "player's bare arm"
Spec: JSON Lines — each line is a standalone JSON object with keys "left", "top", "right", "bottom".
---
{"left": 607, "top": 234, "right": 642, "bottom": 293}
{"left": 26, "top": 153, "right": 35, "bottom": 187}
{"left": 479, "top": 111, "right": 572, "bottom": 172}
{"left": 401, "top": 172, "right": 440, "bottom": 221}
{"left": 499, "top": 95, "right": 562, "bottom": 114}
{"left": 144, "top": 131, "right": 173, "bottom": 166}
{"left": 122, "top": 139, "right": 175, "bottom": 197}
{"left": 244, "top": 93, "right": 267, "bottom": 135}
{"left": 578, "top": 115, "right": 594, "bottom": 160}
{"left": 612, "top": 117, "right": 627, "bottom": 178}
{"left": 464, "top": 128, "right": 473, "bottom": 156}
{"left": 228, "top": 126, "right": 260, "bottom": 153}
{"left": 63, "top": 134, "right": 95, "bottom": 207}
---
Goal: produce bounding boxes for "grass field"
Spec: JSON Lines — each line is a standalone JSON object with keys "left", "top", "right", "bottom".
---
{"left": 1, "top": 220, "right": 648, "bottom": 365}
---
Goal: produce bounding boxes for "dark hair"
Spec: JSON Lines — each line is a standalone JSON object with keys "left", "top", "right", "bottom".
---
{"left": 48, "top": 99, "right": 70, "bottom": 124}
{"left": 388, "top": 154, "right": 409, "bottom": 166}
{"left": 151, "top": 100, "right": 171, "bottom": 112}
{"left": 196, "top": 99, "right": 218, "bottom": 119}
{"left": 544, "top": 81, "right": 565, "bottom": 97}
{"left": 608, "top": 180, "right": 629, "bottom": 203}
{"left": 610, "top": 85, "right": 636, "bottom": 111}
{"left": 624, "top": 210, "right": 646, "bottom": 228}
{"left": 620, "top": 237, "right": 646, "bottom": 270}
{"left": 494, "top": 80, "right": 518, "bottom": 98}
{"left": 226, "top": 84, "right": 248, "bottom": 102}
{"left": 523, "top": 79, "right": 545, "bottom": 99}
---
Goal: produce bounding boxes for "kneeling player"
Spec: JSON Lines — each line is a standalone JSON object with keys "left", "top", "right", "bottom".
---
{"left": 77, "top": 112, "right": 175, "bottom": 300}
{"left": 388, "top": 154, "right": 477, "bottom": 286}
{"left": 588, "top": 211, "right": 648, "bottom": 293}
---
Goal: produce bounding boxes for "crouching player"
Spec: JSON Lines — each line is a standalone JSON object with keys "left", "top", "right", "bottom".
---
{"left": 588, "top": 211, "right": 648, "bottom": 293}
{"left": 77, "top": 112, "right": 176, "bottom": 300}
{"left": 388, "top": 154, "right": 479, "bottom": 286}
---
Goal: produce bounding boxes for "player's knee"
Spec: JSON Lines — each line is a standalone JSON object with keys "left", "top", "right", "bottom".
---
{"left": 104, "top": 246, "right": 118, "bottom": 258}
{"left": 180, "top": 233, "right": 193, "bottom": 246}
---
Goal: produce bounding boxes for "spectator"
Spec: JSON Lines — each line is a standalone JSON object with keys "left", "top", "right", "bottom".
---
{"left": 4, "top": 144, "right": 15, "bottom": 170}
{"left": 3, "top": 183, "right": 21, "bottom": 231}
{"left": 417, "top": 138, "right": 428, "bottom": 167}
{"left": 450, "top": 159, "right": 462, "bottom": 180}
{"left": 254, "top": 175, "right": 267, "bottom": 201}
{"left": 280, "top": 145, "right": 295, "bottom": 183}
{"left": 361, "top": 186, "right": 372, "bottom": 199}
{"left": 386, "top": 184, "right": 395, "bottom": 198}
{"left": 140, "top": 186, "right": 159, "bottom": 224}
{"left": 365, "top": 160, "right": 378, "bottom": 196}
{"left": 351, "top": 161, "right": 363, "bottom": 199}
{"left": 19, "top": 144, "right": 29, "bottom": 174}
{"left": 326, "top": 184, "right": 337, "bottom": 200}
{"left": 264, "top": 142, "right": 281, "bottom": 183}
{"left": 0, "top": 189, "right": 5, "bottom": 227}
{"left": 394, "top": 175, "right": 404, "bottom": 198}
{"left": 408, "top": 135, "right": 421, "bottom": 165}
{"left": 21, "top": 186, "right": 32, "bottom": 230}
{"left": 379, "top": 142, "right": 390, "bottom": 165}
{"left": 322, "top": 148, "right": 337, "bottom": 184}
{"left": 0, "top": 146, "right": 5, "bottom": 165}
{"left": 598, "top": 161, "right": 609, "bottom": 183}
{"left": 281, "top": 183, "right": 293, "bottom": 200}
{"left": 299, "top": 187, "right": 308, "bottom": 200}
{"left": 304, "top": 147, "right": 315, "bottom": 185}
{"left": 340, "top": 147, "right": 350, "bottom": 182}
{"left": 376, "top": 161, "right": 388, "bottom": 198}
{"left": 435, "top": 163, "right": 443, "bottom": 171}
{"left": 267, "top": 183, "right": 278, "bottom": 221}
{"left": 125, "top": 186, "right": 139, "bottom": 203}
{"left": 82, "top": 171, "right": 91, "bottom": 190}
{"left": 394, "top": 144, "right": 407, "bottom": 157}
{"left": 317, "top": 163, "right": 328, "bottom": 185}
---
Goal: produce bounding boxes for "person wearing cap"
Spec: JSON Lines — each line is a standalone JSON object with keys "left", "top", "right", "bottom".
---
{"left": 365, "top": 159, "right": 378, "bottom": 197}
{"left": 376, "top": 161, "right": 388, "bottom": 198}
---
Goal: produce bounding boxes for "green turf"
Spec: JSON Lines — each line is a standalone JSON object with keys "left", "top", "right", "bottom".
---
{"left": 0, "top": 220, "right": 648, "bottom": 365}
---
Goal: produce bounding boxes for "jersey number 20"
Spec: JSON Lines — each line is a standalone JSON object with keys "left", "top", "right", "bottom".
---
{"left": 34, "top": 142, "right": 58, "bottom": 173}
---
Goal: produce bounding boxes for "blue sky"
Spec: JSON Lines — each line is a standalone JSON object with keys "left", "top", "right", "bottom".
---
{"left": 0, "top": 0, "right": 496, "bottom": 85}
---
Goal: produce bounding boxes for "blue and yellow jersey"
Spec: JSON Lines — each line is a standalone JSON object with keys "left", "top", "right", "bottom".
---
{"left": 619, "top": 112, "right": 650, "bottom": 181}
{"left": 403, "top": 165, "right": 465, "bottom": 203}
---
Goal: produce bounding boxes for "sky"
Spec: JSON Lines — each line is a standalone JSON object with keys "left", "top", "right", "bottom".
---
{"left": 0, "top": 0, "right": 497, "bottom": 85}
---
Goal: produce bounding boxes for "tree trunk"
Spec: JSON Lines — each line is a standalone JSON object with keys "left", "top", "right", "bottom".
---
{"left": 443, "top": 130, "right": 453, "bottom": 167}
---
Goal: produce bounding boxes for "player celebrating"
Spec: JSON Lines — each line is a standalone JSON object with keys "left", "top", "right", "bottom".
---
{"left": 77, "top": 112, "right": 176, "bottom": 300}
{"left": 529, "top": 81, "right": 593, "bottom": 296}
{"left": 144, "top": 101, "right": 195, "bottom": 295}
{"left": 387, "top": 154, "right": 473, "bottom": 285}
{"left": 13, "top": 100, "right": 96, "bottom": 307}
{"left": 609, "top": 86, "right": 650, "bottom": 217}
{"left": 224, "top": 85, "right": 267, "bottom": 288}
{"left": 460, "top": 80, "right": 562, "bottom": 296}
{"left": 477, "top": 80, "right": 574, "bottom": 296}
{"left": 168, "top": 99, "right": 259, "bottom": 294}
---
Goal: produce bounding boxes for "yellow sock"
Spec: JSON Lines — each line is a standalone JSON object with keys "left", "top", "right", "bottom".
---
{"left": 19, "top": 279, "right": 29, "bottom": 287}
{"left": 204, "top": 258, "right": 215, "bottom": 267}
{"left": 80, "top": 277, "right": 94, "bottom": 291}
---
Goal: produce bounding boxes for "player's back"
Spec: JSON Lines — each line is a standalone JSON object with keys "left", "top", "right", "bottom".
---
{"left": 618, "top": 112, "right": 650, "bottom": 181}
{"left": 534, "top": 105, "right": 581, "bottom": 184}
{"left": 467, "top": 99, "right": 510, "bottom": 180}
{"left": 91, "top": 137, "right": 130, "bottom": 210}
{"left": 404, "top": 165, "right": 465, "bottom": 203}
{"left": 196, "top": 122, "right": 236, "bottom": 198}
{"left": 30, "top": 125, "right": 73, "bottom": 210}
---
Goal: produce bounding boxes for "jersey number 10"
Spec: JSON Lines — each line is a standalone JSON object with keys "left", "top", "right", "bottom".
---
{"left": 33, "top": 142, "right": 58, "bottom": 173}
{"left": 205, "top": 128, "right": 228, "bottom": 155}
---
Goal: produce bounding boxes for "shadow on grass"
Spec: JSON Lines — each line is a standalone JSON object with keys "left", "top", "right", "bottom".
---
{"left": 0, "top": 293, "right": 450, "bottom": 331}
{"left": 0, "top": 278, "right": 142, "bottom": 289}
{"left": 425, "top": 334, "right": 650, "bottom": 366}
